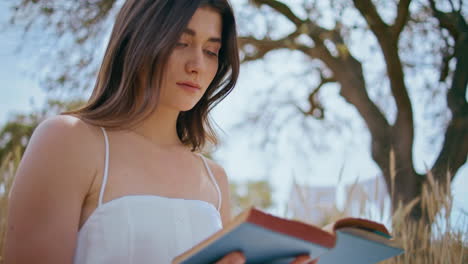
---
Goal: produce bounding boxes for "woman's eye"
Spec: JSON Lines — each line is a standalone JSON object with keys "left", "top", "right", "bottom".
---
{"left": 176, "top": 42, "right": 188, "bottom": 47}
{"left": 205, "top": 50, "right": 218, "bottom": 57}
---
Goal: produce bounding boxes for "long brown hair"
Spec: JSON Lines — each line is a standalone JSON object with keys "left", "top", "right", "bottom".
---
{"left": 65, "top": 0, "right": 239, "bottom": 151}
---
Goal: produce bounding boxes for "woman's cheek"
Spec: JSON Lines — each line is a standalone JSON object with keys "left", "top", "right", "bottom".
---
{"left": 208, "top": 62, "right": 218, "bottom": 82}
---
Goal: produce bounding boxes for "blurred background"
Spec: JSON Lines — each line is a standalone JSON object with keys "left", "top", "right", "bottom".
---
{"left": 1, "top": 0, "right": 467, "bottom": 263}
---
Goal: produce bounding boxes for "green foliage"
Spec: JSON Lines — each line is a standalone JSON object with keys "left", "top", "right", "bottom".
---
{"left": 0, "top": 116, "right": 37, "bottom": 164}
{"left": 230, "top": 179, "right": 274, "bottom": 216}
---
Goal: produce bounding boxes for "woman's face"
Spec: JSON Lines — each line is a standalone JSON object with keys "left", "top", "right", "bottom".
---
{"left": 159, "top": 7, "right": 222, "bottom": 112}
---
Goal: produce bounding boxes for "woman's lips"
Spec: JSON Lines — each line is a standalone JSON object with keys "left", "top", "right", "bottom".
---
{"left": 177, "top": 82, "right": 201, "bottom": 92}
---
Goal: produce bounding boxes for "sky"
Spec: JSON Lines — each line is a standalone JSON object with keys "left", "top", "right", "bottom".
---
{"left": 0, "top": 1, "right": 466, "bottom": 232}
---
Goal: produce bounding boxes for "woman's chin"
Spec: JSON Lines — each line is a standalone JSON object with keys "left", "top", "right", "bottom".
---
{"left": 177, "top": 103, "right": 198, "bottom": 112}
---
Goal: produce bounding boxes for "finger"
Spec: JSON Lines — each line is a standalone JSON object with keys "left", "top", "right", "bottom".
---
{"left": 289, "top": 254, "right": 312, "bottom": 264}
{"left": 215, "top": 251, "right": 246, "bottom": 264}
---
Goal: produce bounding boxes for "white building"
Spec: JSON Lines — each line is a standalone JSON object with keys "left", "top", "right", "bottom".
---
{"left": 286, "top": 176, "right": 390, "bottom": 225}
{"left": 342, "top": 176, "right": 390, "bottom": 218}
{"left": 286, "top": 178, "right": 339, "bottom": 225}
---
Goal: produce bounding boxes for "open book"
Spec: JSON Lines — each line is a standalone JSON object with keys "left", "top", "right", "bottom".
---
{"left": 172, "top": 207, "right": 403, "bottom": 264}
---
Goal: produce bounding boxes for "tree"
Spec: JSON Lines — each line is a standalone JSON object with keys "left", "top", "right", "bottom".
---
{"left": 4, "top": 0, "right": 467, "bottom": 223}
{"left": 237, "top": 0, "right": 467, "bottom": 222}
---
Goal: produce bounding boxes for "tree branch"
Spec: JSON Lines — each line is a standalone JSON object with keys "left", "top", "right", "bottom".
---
{"left": 295, "top": 17, "right": 394, "bottom": 176}
{"left": 242, "top": 2, "right": 348, "bottom": 69}
{"left": 296, "top": 43, "right": 338, "bottom": 69}
{"left": 294, "top": 21, "right": 347, "bottom": 69}
{"left": 251, "top": 0, "right": 304, "bottom": 27}
{"left": 354, "top": 0, "right": 415, "bottom": 177}
{"left": 239, "top": 31, "right": 302, "bottom": 62}
{"left": 391, "top": 0, "right": 412, "bottom": 37}
{"left": 352, "top": 0, "right": 389, "bottom": 39}
{"left": 429, "top": 0, "right": 468, "bottom": 182}
{"left": 295, "top": 73, "right": 336, "bottom": 119}
{"left": 428, "top": 0, "right": 460, "bottom": 38}
{"left": 352, "top": 0, "right": 413, "bottom": 118}
{"left": 239, "top": 22, "right": 338, "bottom": 66}
{"left": 431, "top": 117, "right": 468, "bottom": 182}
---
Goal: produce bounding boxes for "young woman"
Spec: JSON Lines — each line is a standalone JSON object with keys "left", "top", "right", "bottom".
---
{"left": 4, "top": 0, "right": 314, "bottom": 263}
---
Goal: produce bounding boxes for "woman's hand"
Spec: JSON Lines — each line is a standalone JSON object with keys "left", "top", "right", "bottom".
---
{"left": 215, "top": 251, "right": 317, "bottom": 264}
{"left": 215, "top": 251, "right": 246, "bottom": 264}
{"left": 289, "top": 254, "right": 317, "bottom": 264}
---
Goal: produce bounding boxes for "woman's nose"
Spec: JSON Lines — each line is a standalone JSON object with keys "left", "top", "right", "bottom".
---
{"left": 185, "top": 48, "right": 205, "bottom": 75}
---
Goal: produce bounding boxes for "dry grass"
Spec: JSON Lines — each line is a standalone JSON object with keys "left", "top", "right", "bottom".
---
{"left": 383, "top": 150, "right": 467, "bottom": 263}
{"left": 284, "top": 151, "right": 467, "bottom": 263}
{"left": 0, "top": 148, "right": 20, "bottom": 264}
{"left": 0, "top": 148, "right": 466, "bottom": 263}
{"left": 382, "top": 170, "right": 468, "bottom": 264}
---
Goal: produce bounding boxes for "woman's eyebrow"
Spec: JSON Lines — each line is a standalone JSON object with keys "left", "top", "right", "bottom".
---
{"left": 183, "top": 28, "right": 221, "bottom": 43}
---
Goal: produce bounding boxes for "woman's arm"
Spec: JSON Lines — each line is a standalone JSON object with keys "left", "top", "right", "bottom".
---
{"left": 4, "top": 115, "right": 99, "bottom": 264}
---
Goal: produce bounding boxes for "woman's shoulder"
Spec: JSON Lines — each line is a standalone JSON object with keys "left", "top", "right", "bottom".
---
{"left": 36, "top": 114, "right": 99, "bottom": 135}
{"left": 33, "top": 114, "right": 103, "bottom": 148}
{"left": 29, "top": 114, "right": 104, "bottom": 172}
{"left": 18, "top": 114, "right": 104, "bottom": 195}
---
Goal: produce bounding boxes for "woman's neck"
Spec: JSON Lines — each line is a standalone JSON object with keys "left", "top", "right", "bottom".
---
{"left": 130, "top": 106, "right": 184, "bottom": 148}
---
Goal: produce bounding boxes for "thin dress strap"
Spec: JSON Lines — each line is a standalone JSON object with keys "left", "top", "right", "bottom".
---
{"left": 198, "top": 153, "right": 222, "bottom": 212}
{"left": 98, "top": 127, "right": 110, "bottom": 207}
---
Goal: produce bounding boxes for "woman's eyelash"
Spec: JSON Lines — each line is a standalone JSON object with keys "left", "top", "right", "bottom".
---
{"left": 176, "top": 43, "right": 218, "bottom": 57}
{"left": 205, "top": 50, "right": 218, "bottom": 57}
